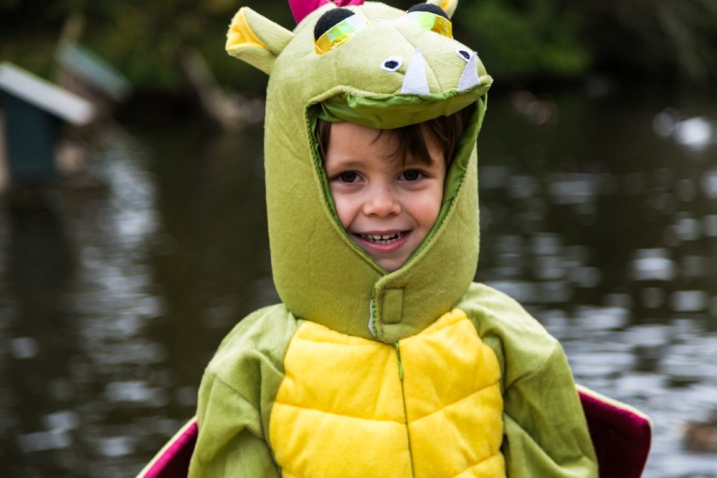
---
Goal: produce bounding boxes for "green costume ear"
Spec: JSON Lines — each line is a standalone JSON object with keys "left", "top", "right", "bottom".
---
{"left": 426, "top": 0, "right": 457, "bottom": 19}
{"left": 226, "top": 7, "right": 295, "bottom": 74}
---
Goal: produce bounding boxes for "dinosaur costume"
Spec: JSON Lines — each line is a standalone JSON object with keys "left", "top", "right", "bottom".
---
{"left": 187, "top": 0, "right": 599, "bottom": 476}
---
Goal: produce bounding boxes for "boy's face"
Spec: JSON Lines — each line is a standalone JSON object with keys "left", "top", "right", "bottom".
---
{"left": 324, "top": 122, "right": 446, "bottom": 272}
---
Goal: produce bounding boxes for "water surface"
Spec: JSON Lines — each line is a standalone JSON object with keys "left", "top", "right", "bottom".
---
{"left": 1, "top": 85, "right": 716, "bottom": 476}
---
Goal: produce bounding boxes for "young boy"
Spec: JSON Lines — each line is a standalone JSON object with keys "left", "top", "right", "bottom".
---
{"left": 317, "top": 116, "right": 459, "bottom": 273}
{"left": 183, "top": 1, "right": 599, "bottom": 477}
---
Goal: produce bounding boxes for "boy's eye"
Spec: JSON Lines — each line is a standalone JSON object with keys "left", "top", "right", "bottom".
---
{"left": 400, "top": 170, "right": 423, "bottom": 181}
{"left": 338, "top": 172, "right": 360, "bottom": 183}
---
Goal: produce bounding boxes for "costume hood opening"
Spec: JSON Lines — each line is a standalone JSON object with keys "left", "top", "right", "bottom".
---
{"left": 227, "top": 0, "right": 491, "bottom": 342}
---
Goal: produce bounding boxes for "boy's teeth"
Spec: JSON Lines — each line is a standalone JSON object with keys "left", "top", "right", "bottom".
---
{"left": 360, "top": 232, "right": 404, "bottom": 244}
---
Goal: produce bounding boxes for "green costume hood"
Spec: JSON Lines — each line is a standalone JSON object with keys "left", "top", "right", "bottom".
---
{"left": 227, "top": 0, "right": 491, "bottom": 343}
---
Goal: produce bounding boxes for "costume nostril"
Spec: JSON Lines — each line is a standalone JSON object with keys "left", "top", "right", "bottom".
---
{"left": 381, "top": 57, "right": 403, "bottom": 72}
{"left": 457, "top": 50, "right": 480, "bottom": 91}
{"left": 456, "top": 49, "right": 471, "bottom": 62}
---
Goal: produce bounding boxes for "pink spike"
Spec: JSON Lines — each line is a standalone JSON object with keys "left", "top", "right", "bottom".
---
{"left": 289, "top": 0, "right": 365, "bottom": 24}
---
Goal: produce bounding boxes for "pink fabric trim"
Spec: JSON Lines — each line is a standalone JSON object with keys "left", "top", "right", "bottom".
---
{"left": 142, "top": 419, "right": 198, "bottom": 478}
{"left": 579, "top": 390, "right": 652, "bottom": 478}
{"left": 288, "top": 0, "right": 365, "bottom": 24}
{"left": 140, "top": 391, "right": 651, "bottom": 477}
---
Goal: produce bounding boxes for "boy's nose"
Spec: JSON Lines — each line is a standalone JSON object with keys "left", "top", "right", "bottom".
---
{"left": 363, "top": 187, "right": 400, "bottom": 217}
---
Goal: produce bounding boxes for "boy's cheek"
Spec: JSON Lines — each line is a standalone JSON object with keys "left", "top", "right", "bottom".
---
{"left": 331, "top": 198, "right": 356, "bottom": 230}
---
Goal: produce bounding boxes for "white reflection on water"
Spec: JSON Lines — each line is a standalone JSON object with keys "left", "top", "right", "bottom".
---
{"left": 105, "top": 381, "right": 167, "bottom": 407}
{"left": 631, "top": 249, "right": 676, "bottom": 281}
{"left": 671, "top": 291, "right": 708, "bottom": 312}
{"left": 486, "top": 280, "right": 573, "bottom": 304}
{"left": 10, "top": 337, "right": 39, "bottom": 359}
{"left": 549, "top": 174, "right": 599, "bottom": 205}
{"left": 654, "top": 109, "right": 715, "bottom": 150}
{"left": 97, "top": 436, "right": 134, "bottom": 457}
{"left": 43, "top": 410, "right": 80, "bottom": 432}
{"left": 575, "top": 306, "right": 630, "bottom": 330}
{"left": 674, "top": 118, "right": 714, "bottom": 150}
{"left": 17, "top": 429, "right": 72, "bottom": 452}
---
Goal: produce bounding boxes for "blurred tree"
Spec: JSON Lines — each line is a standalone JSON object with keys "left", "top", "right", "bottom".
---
{"left": 578, "top": 0, "right": 717, "bottom": 83}
{"left": 0, "top": 0, "right": 294, "bottom": 96}
{"left": 1, "top": 0, "right": 716, "bottom": 95}
{"left": 457, "top": 0, "right": 590, "bottom": 81}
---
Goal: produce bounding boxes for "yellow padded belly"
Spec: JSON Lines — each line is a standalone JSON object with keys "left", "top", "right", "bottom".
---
{"left": 269, "top": 309, "right": 504, "bottom": 478}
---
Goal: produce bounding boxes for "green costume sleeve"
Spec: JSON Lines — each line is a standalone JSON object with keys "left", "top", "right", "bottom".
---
{"left": 187, "top": 305, "right": 300, "bottom": 477}
{"left": 189, "top": 373, "right": 280, "bottom": 477}
{"left": 458, "top": 283, "right": 598, "bottom": 477}
{"left": 502, "top": 342, "right": 598, "bottom": 478}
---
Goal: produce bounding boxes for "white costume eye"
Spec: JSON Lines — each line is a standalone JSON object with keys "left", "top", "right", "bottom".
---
{"left": 456, "top": 48, "right": 472, "bottom": 62}
{"left": 381, "top": 56, "right": 403, "bottom": 72}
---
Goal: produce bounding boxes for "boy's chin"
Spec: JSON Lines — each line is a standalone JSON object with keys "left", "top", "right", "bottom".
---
{"left": 373, "top": 255, "right": 408, "bottom": 273}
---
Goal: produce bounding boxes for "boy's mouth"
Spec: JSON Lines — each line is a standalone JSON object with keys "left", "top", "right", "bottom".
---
{"left": 358, "top": 232, "right": 405, "bottom": 245}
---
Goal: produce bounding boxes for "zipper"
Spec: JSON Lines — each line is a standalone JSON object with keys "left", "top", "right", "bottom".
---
{"left": 368, "top": 300, "right": 376, "bottom": 337}
{"left": 396, "top": 342, "right": 415, "bottom": 477}
{"left": 395, "top": 342, "right": 404, "bottom": 380}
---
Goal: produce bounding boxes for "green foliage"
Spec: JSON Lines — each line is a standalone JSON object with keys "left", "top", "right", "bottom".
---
{"left": 79, "top": 0, "right": 293, "bottom": 93}
{"left": 458, "top": 0, "right": 590, "bottom": 81}
{"left": 1, "top": 0, "right": 716, "bottom": 94}
{"left": 0, "top": 0, "right": 292, "bottom": 95}
{"left": 577, "top": 0, "right": 717, "bottom": 83}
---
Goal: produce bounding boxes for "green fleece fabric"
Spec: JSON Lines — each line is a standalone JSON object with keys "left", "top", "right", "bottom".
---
{"left": 188, "top": 305, "right": 299, "bottom": 477}
{"left": 262, "top": 1, "right": 492, "bottom": 343}
{"left": 189, "top": 285, "right": 597, "bottom": 477}
{"left": 457, "top": 284, "right": 598, "bottom": 477}
{"left": 183, "top": 0, "right": 598, "bottom": 476}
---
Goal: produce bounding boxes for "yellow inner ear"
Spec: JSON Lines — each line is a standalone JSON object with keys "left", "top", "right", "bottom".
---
{"left": 226, "top": 8, "right": 267, "bottom": 51}
{"left": 436, "top": 0, "right": 458, "bottom": 18}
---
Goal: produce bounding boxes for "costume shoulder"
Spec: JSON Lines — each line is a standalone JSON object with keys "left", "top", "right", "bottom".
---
{"left": 189, "top": 304, "right": 300, "bottom": 477}
{"left": 456, "top": 283, "right": 598, "bottom": 477}
{"left": 456, "top": 282, "right": 558, "bottom": 385}
{"left": 207, "top": 303, "right": 300, "bottom": 379}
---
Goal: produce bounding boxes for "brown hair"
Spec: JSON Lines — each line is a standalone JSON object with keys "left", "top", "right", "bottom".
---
{"left": 316, "top": 112, "right": 463, "bottom": 166}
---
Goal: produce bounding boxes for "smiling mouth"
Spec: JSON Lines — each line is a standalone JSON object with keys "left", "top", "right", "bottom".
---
{"left": 358, "top": 232, "right": 405, "bottom": 244}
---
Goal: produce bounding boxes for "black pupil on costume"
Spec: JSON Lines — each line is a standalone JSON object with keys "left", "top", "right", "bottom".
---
{"left": 458, "top": 50, "right": 470, "bottom": 60}
{"left": 384, "top": 60, "right": 399, "bottom": 69}
{"left": 407, "top": 3, "right": 449, "bottom": 19}
{"left": 314, "top": 8, "right": 356, "bottom": 40}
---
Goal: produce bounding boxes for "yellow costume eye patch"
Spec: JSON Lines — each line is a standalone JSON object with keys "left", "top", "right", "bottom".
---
{"left": 404, "top": 11, "right": 453, "bottom": 38}
{"left": 315, "top": 14, "right": 369, "bottom": 54}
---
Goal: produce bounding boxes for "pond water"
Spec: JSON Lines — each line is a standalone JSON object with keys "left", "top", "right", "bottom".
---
{"left": 1, "top": 83, "right": 716, "bottom": 477}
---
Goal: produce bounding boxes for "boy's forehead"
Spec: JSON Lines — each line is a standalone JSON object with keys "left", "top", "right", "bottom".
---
{"left": 328, "top": 122, "right": 442, "bottom": 165}
{"left": 329, "top": 121, "right": 399, "bottom": 150}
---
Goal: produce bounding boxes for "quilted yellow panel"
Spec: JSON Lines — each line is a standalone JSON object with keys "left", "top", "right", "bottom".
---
{"left": 401, "top": 309, "right": 504, "bottom": 477}
{"left": 269, "top": 309, "right": 504, "bottom": 478}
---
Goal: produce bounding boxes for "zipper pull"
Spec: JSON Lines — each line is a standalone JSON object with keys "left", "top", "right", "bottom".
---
{"left": 395, "top": 342, "right": 403, "bottom": 380}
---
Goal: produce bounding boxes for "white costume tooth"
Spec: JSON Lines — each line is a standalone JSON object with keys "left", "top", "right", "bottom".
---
{"left": 401, "top": 48, "right": 430, "bottom": 95}
{"left": 457, "top": 52, "right": 480, "bottom": 92}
